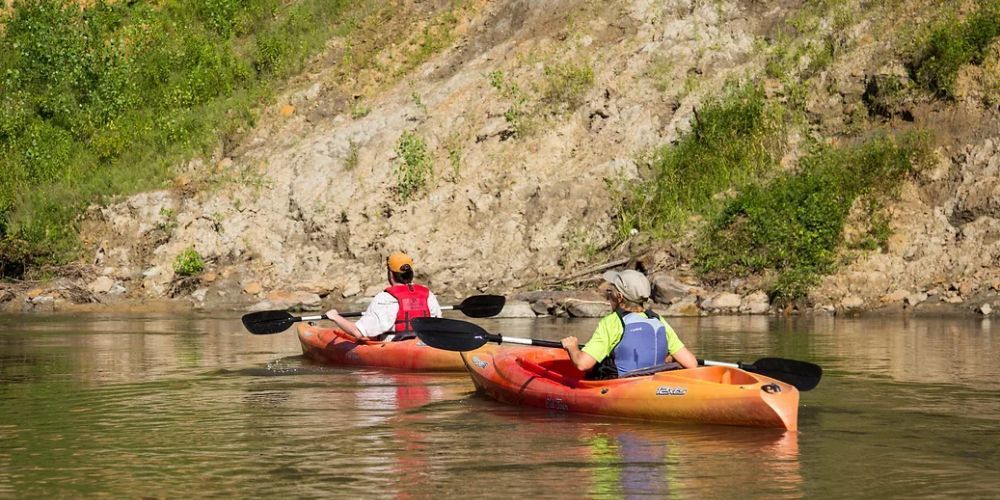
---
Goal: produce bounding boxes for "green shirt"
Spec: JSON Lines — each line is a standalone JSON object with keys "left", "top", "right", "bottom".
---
{"left": 581, "top": 312, "right": 685, "bottom": 363}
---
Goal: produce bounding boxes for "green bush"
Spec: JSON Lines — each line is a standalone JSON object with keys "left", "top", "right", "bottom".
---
{"left": 615, "top": 82, "right": 785, "bottom": 239}
{"left": 695, "top": 132, "right": 929, "bottom": 304}
{"left": 541, "top": 60, "right": 594, "bottom": 111}
{"left": 911, "top": 1, "right": 1000, "bottom": 97}
{"left": 395, "top": 131, "right": 432, "bottom": 202}
{"left": 488, "top": 70, "right": 531, "bottom": 137}
{"left": 0, "top": 0, "right": 358, "bottom": 277}
{"left": 173, "top": 247, "right": 205, "bottom": 277}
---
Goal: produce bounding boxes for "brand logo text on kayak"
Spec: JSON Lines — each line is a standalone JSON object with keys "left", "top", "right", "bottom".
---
{"left": 655, "top": 386, "right": 688, "bottom": 396}
{"left": 471, "top": 356, "right": 489, "bottom": 369}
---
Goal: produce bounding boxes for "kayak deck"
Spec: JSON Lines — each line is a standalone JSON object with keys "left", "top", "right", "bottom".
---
{"left": 298, "top": 323, "right": 496, "bottom": 372}
{"left": 461, "top": 348, "right": 799, "bottom": 430}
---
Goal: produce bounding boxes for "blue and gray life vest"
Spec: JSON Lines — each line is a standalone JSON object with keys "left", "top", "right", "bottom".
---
{"left": 591, "top": 309, "right": 670, "bottom": 380}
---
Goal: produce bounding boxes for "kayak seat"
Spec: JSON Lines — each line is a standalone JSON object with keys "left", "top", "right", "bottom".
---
{"left": 517, "top": 358, "right": 583, "bottom": 388}
{"left": 658, "top": 365, "right": 758, "bottom": 385}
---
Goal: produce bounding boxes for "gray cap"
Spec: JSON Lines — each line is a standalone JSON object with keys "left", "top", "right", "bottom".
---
{"left": 602, "top": 269, "right": 651, "bottom": 303}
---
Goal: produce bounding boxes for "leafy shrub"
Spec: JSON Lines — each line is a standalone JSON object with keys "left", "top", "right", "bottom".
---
{"left": 394, "top": 131, "right": 432, "bottom": 202}
{"left": 695, "top": 132, "right": 929, "bottom": 304}
{"left": 173, "top": 247, "right": 205, "bottom": 276}
{"left": 911, "top": 2, "right": 1000, "bottom": 97}
{"left": 541, "top": 60, "right": 594, "bottom": 112}
{"left": 488, "top": 70, "right": 531, "bottom": 137}
{"left": 615, "top": 82, "right": 785, "bottom": 239}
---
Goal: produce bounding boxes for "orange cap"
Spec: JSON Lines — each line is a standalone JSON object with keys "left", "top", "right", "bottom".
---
{"left": 387, "top": 252, "right": 414, "bottom": 272}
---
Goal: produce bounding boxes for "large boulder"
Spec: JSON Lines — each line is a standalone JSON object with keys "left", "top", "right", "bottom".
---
{"left": 564, "top": 299, "right": 611, "bottom": 318}
{"left": 494, "top": 300, "right": 537, "bottom": 318}
{"left": 249, "top": 291, "right": 322, "bottom": 312}
{"left": 650, "top": 274, "right": 693, "bottom": 304}
{"left": 739, "top": 291, "right": 770, "bottom": 314}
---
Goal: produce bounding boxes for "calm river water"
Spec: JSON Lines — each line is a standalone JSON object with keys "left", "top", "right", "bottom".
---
{"left": 0, "top": 312, "right": 997, "bottom": 498}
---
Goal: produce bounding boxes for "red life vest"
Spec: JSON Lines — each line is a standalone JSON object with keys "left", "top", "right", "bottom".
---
{"left": 384, "top": 284, "right": 431, "bottom": 334}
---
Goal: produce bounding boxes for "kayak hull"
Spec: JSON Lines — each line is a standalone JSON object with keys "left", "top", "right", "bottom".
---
{"left": 461, "top": 348, "right": 799, "bottom": 430}
{"left": 298, "top": 323, "right": 496, "bottom": 372}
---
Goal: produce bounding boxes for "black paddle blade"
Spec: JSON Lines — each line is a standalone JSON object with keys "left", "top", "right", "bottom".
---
{"left": 241, "top": 310, "right": 296, "bottom": 335}
{"left": 454, "top": 294, "right": 505, "bottom": 318}
{"left": 747, "top": 357, "right": 823, "bottom": 391}
{"left": 412, "top": 317, "right": 491, "bottom": 352}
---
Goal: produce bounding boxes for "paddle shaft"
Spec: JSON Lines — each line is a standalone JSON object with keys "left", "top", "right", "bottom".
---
{"left": 483, "top": 333, "right": 579, "bottom": 349}
{"left": 290, "top": 305, "right": 462, "bottom": 323}
{"left": 484, "top": 335, "right": 758, "bottom": 369}
{"left": 479, "top": 335, "right": 747, "bottom": 368}
{"left": 700, "top": 359, "right": 742, "bottom": 369}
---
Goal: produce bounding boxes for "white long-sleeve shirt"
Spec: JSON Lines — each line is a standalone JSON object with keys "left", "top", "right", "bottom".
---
{"left": 354, "top": 290, "right": 442, "bottom": 338}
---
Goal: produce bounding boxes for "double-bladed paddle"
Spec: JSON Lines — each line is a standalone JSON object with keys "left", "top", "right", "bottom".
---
{"left": 411, "top": 317, "right": 822, "bottom": 391}
{"left": 242, "top": 294, "right": 505, "bottom": 335}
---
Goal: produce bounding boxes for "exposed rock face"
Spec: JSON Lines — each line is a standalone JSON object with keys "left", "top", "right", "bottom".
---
{"left": 812, "top": 138, "right": 1000, "bottom": 312}
{"left": 75, "top": 0, "right": 763, "bottom": 309}
{"left": 56, "top": 0, "right": 999, "bottom": 317}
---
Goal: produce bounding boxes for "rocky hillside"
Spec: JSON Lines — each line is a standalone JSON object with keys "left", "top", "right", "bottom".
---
{"left": 5, "top": 0, "right": 999, "bottom": 317}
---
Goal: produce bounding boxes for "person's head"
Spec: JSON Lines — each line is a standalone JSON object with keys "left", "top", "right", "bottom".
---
{"left": 601, "top": 269, "right": 650, "bottom": 309}
{"left": 386, "top": 252, "right": 415, "bottom": 285}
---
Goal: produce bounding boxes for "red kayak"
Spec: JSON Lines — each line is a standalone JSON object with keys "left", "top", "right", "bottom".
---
{"left": 298, "top": 323, "right": 498, "bottom": 371}
{"left": 461, "top": 347, "right": 799, "bottom": 430}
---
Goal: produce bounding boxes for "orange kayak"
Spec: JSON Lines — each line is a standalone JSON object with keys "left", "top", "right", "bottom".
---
{"left": 297, "top": 323, "right": 497, "bottom": 371}
{"left": 461, "top": 347, "right": 799, "bottom": 430}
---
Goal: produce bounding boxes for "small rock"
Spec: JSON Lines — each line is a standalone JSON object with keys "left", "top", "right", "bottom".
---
{"left": 880, "top": 289, "right": 909, "bottom": 304}
{"left": 342, "top": 281, "right": 361, "bottom": 298}
{"left": 109, "top": 284, "right": 127, "bottom": 296}
{"left": 564, "top": 299, "right": 611, "bottom": 318}
{"left": 280, "top": 104, "right": 295, "bottom": 117}
{"left": 905, "top": 292, "right": 928, "bottom": 307}
{"left": 979, "top": 303, "right": 992, "bottom": 316}
{"left": 251, "top": 291, "right": 322, "bottom": 312}
{"left": 29, "top": 294, "right": 55, "bottom": 306}
{"left": 26, "top": 288, "right": 44, "bottom": 299}
{"left": 243, "top": 282, "right": 263, "bottom": 295}
{"left": 201, "top": 272, "right": 218, "bottom": 284}
{"left": 840, "top": 295, "right": 865, "bottom": 309}
{"left": 530, "top": 300, "right": 554, "bottom": 316}
{"left": 191, "top": 288, "right": 208, "bottom": 302}
{"left": 944, "top": 294, "right": 964, "bottom": 304}
{"left": 739, "top": 290, "right": 770, "bottom": 314}
{"left": 650, "top": 274, "right": 693, "bottom": 304}
{"left": 703, "top": 292, "right": 741, "bottom": 311}
{"left": 89, "top": 276, "right": 115, "bottom": 294}
{"left": 663, "top": 296, "right": 702, "bottom": 316}
{"left": 495, "top": 301, "right": 537, "bottom": 318}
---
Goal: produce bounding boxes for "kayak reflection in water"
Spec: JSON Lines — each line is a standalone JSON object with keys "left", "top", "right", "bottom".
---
{"left": 561, "top": 270, "right": 698, "bottom": 379}
{"left": 325, "top": 252, "right": 443, "bottom": 341}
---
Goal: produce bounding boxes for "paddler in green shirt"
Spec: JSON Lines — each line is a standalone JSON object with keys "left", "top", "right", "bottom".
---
{"left": 561, "top": 270, "right": 698, "bottom": 379}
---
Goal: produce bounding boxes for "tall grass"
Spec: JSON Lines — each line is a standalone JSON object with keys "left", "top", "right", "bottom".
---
{"left": 615, "top": 82, "right": 785, "bottom": 239}
{"left": 695, "top": 132, "right": 930, "bottom": 304}
{"left": 0, "top": 0, "right": 363, "bottom": 277}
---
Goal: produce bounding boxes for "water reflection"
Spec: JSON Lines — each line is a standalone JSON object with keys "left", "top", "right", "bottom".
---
{"left": 0, "top": 312, "right": 997, "bottom": 497}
